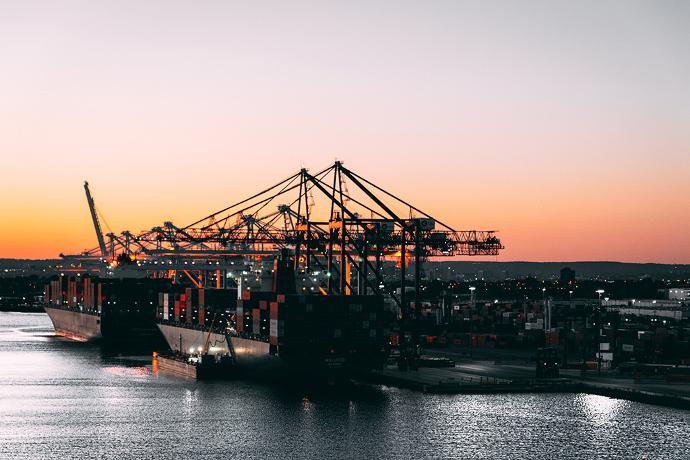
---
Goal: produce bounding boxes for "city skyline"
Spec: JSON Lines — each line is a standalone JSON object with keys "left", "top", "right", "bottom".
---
{"left": 1, "top": 1, "right": 688, "bottom": 262}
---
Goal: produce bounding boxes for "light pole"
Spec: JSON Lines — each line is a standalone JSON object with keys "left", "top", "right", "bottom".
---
{"left": 542, "top": 287, "right": 547, "bottom": 332}
{"left": 469, "top": 286, "right": 476, "bottom": 358}
{"left": 565, "top": 290, "right": 574, "bottom": 367}
{"left": 596, "top": 289, "right": 605, "bottom": 374}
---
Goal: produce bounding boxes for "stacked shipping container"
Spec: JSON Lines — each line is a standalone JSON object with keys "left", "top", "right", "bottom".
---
{"left": 235, "top": 291, "right": 393, "bottom": 371}
{"left": 157, "top": 287, "right": 237, "bottom": 332}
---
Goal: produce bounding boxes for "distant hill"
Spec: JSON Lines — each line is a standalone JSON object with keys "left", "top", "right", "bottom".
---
{"left": 0, "top": 259, "right": 62, "bottom": 268}
{"left": 425, "top": 261, "right": 690, "bottom": 280}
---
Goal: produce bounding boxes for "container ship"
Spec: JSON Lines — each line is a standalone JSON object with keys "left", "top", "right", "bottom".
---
{"left": 155, "top": 255, "right": 394, "bottom": 379}
{"left": 43, "top": 275, "right": 169, "bottom": 350}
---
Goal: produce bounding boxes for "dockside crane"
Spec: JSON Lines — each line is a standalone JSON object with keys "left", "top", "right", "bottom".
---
{"left": 83, "top": 181, "right": 108, "bottom": 259}
{"left": 62, "top": 164, "right": 504, "bottom": 368}
{"left": 68, "top": 163, "right": 503, "bottom": 302}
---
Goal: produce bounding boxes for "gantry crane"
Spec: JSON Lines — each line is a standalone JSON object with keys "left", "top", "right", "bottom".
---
{"left": 66, "top": 162, "right": 503, "bottom": 366}
{"left": 66, "top": 162, "right": 502, "bottom": 302}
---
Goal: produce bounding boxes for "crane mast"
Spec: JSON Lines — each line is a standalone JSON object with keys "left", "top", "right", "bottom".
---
{"left": 83, "top": 181, "right": 108, "bottom": 258}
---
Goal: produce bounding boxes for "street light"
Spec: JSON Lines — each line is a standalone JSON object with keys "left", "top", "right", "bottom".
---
{"left": 468, "top": 286, "right": 476, "bottom": 358}
{"left": 542, "top": 287, "right": 548, "bottom": 331}
{"left": 595, "top": 289, "right": 605, "bottom": 374}
{"left": 566, "top": 290, "right": 574, "bottom": 367}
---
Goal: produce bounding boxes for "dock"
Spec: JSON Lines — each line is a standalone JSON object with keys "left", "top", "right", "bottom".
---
{"left": 360, "top": 363, "right": 690, "bottom": 409}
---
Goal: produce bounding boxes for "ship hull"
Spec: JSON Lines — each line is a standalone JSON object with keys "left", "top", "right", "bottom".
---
{"left": 44, "top": 306, "right": 167, "bottom": 351}
{"left": 155, "top": 323, "right": 382, "bottom": 380}
{"left": 44, "top": 306, "right": 102, "bottom": 341}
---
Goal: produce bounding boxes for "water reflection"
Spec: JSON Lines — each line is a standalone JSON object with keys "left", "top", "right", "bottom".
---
{"left": 1, "top": 312, "right": 689, "bottom": 460}
{"left": 577, "top": 393, "right": 626, "bottom": 425}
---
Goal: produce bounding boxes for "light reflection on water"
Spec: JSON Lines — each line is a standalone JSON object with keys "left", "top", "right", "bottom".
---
{"left": 1, "top": 312, "right": 689, "bottom": 459}
{"left": 578, "top": 393, "right": 626, "bottom": 425}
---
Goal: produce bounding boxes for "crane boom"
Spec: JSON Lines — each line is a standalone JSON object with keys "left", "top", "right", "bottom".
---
{"left": 68, "top": 163, "right": 502, "bottom": 265}
{"left": 83, "top": 181, "right": 108, "bottom": 257}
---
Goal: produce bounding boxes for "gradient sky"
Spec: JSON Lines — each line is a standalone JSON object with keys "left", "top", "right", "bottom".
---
{"left": 1, "top": 1, "right": 689, "bottom": 262}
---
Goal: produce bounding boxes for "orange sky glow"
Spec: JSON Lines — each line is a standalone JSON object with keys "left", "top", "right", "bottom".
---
{"left": 1, "top": 1, "right": 688, "bottom": 262}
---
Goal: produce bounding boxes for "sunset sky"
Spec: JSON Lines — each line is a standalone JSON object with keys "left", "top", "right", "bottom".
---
{"left": 1, "top": 1, "right": 688, "bottom": 262}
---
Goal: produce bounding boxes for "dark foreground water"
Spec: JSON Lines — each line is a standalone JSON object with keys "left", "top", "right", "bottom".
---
{"left": 1, "top": 312, "right": 688, "bottom": 459}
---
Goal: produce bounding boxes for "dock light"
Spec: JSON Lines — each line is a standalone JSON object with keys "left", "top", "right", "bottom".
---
{"left": 189, "top": 347, "right": 195, "bottom": 354}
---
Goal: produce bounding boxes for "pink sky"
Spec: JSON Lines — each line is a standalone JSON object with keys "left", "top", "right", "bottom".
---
{"left": 1, "top": 1, "right": 688, "bottom": 262}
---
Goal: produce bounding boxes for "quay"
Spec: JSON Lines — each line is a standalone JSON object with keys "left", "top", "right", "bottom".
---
{"left": 361, "top": 359, "right": 690, "bottom": 410}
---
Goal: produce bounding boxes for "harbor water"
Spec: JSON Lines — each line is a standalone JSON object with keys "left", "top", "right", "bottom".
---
{"left": 1, "top": 312, "right": 689, "bottom": 459}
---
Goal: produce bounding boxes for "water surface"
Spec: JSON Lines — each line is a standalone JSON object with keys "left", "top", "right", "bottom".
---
{"left": 0, "top": 312, "right": 687, "bottom": 459}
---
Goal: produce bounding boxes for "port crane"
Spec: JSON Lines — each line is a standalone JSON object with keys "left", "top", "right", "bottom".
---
{"left": 64, "top": 162, "right": 503, "bottom": 366}
{"left": 65, "top": 162, "right": 502, "bottom": 304}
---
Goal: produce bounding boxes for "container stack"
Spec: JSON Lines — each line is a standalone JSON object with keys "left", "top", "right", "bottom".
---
{"left": 234, "top": 290, "right": 393, "bottom": 371}
{"left": 44, "top": 275, "right": 101, "bottom": 314}
{"left": 157, "top": 286, "right": 237, "bottom": 331}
